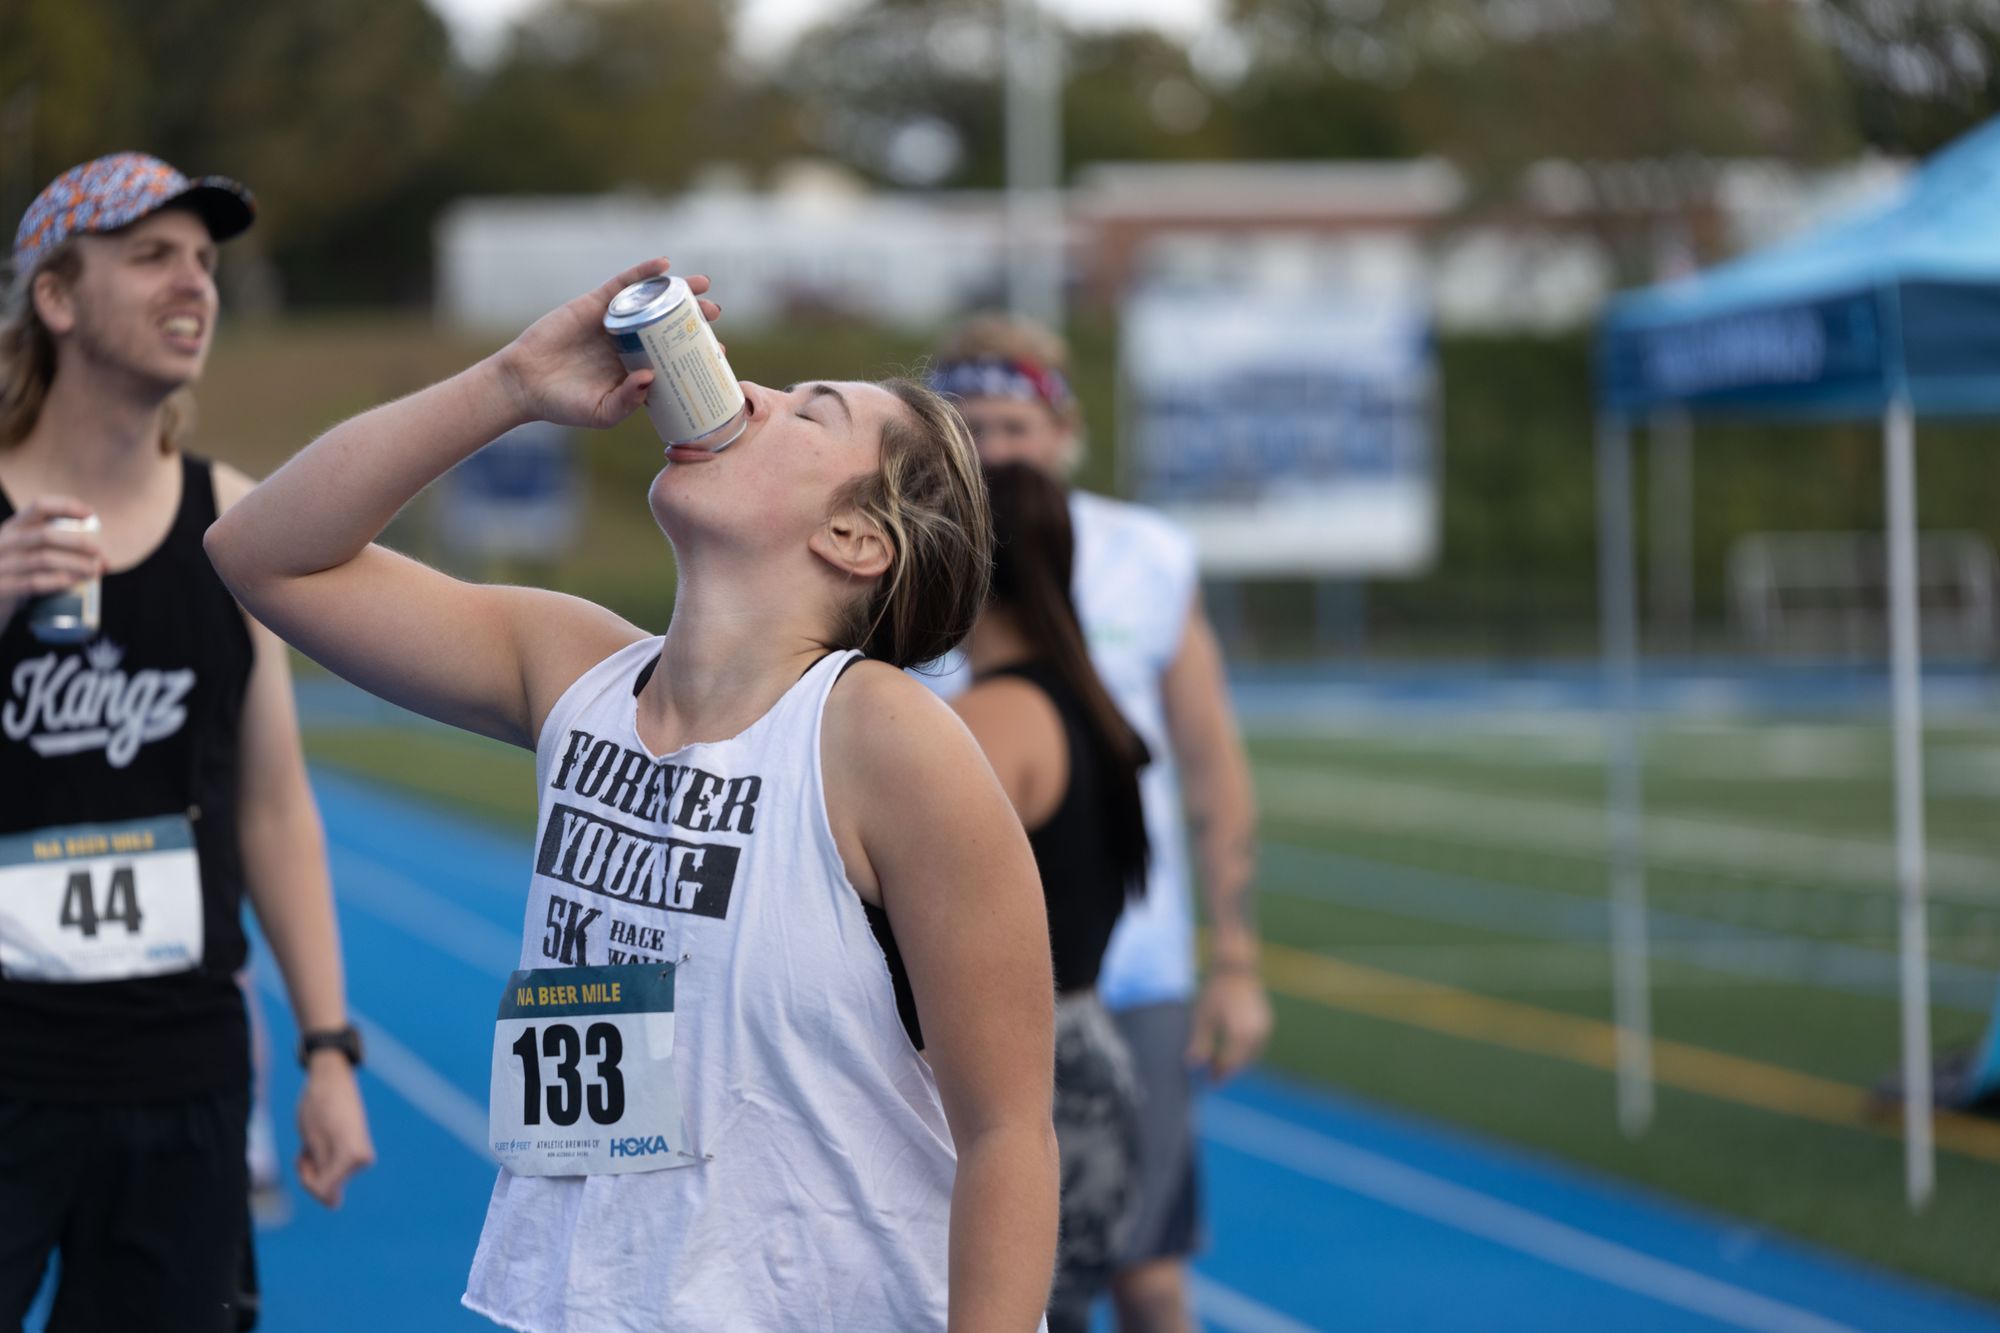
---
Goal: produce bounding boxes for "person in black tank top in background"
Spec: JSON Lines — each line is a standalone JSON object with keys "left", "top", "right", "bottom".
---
{"left": 0, "top": 154, "right": 374, "bottom": 1332}
{"left": 951, "top": 462, "right": 1151, "bottom": 1333}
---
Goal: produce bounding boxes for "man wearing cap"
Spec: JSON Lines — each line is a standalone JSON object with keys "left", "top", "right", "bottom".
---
{"left": 0, "top": 153, "right": 374, "bottom": 1329}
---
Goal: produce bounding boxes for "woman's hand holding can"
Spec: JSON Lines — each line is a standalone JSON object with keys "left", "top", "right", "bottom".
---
{"left": 494, "top": 258, "right": 721, "bottom": 433}
{"left": 602, "top": 272, "right": 745, "bottom": 451}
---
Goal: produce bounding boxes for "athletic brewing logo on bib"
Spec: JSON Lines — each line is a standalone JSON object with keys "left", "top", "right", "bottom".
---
{"left": 1, "top": 640, "right": 195, "bottom": 769}
{"left": 535, "top": 728, "right": 764, "bottom": 965}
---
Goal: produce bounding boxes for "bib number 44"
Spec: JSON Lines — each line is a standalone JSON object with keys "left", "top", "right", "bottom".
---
{"left": 60, "top": 866, "right": 143, "bottom": 938}
{"left": 509, "top": 1021, "right": 626, "bottom": 1127}
{"left": 0, "top": 815, "right": 203, "bottom": 982}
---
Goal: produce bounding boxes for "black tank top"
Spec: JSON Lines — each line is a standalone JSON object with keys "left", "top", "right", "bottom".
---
{"left": 982, "top": 660, "right": 1130, "bottom": 997}
{"left": 0, "top": 454, "right": 256, "bottom": 1101}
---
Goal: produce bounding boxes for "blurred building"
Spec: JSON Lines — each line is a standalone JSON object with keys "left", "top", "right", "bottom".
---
{"left": 1077, "top": 159, "right": 1589, "bottom": 331}
{"left": 436, "top": 156, "right": 1905, "bottom": 333}
{"left": 437, "top": 162, "right": 1020, "bottom": 331}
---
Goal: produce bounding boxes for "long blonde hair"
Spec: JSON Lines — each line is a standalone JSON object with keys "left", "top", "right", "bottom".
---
{"left": 826, "top": 378, "right": 992, "bottom": 669}
{"left": 0, "top": 241, "right": 189, "bottom": 453}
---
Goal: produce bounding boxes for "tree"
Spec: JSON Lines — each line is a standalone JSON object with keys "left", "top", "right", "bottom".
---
{"left": 0, "top": 0, "right": 145, "bottom": 226}
{"left": 778, "top": 0, "right": 1010, "bottom": 187}
{"left": 778, "top": 0, "right": 1291, "bottom": 187}
{"left": 3, "top": 0, "right": 459, "bottom": 304}
{"left": 1065, "top": 27, "right": 1259, "bottom": 167}
{"left": 154, "top": 0, "right": 458, "bottom": 304}
{"left": 1232, "top": 0, "right": 1856, "bottom": 165}
{"left": 448, "top": 0, "right": 753, "bottom": 196}
{"left": 1809, "top": 0, "right": 2000, "bottom": 152}
{"left": 1224, "top": 0, "right": 1857, "bottom": 276}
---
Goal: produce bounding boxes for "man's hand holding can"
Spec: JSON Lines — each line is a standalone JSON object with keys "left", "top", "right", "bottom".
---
{"left": 0, "top": 496, "right": 105, "bottom": 639}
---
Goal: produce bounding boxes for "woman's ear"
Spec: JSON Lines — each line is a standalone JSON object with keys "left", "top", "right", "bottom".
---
{"left": 809, "top": 509, "right": 893, "bottom": 581}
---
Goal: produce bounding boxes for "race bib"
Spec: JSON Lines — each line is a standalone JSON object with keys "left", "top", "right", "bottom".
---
{"left": 489, "top": 962, "right": 697, "bottom": 1177}
{"left": 0, "top": 814, "right": 204, "bottom": 982}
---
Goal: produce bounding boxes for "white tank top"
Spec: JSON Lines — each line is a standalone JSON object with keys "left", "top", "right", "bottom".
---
{"left": 1067, "top": 490, "right": 1200, "bottom": 1011}
{"left": 463, "top": 641, "right": 957, "bottom": 1332}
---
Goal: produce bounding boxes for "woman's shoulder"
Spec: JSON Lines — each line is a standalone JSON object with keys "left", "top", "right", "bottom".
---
{"left": 950, "top": 671, "right": 1069, "bottom": 827}
{"left": 827, "top": 656, "right": 958, "bottom": 730}
{"left": 953, "top": 670, "right": 1063, "bottom": 732}
{"left": 819, "top": 656, "right": 1027, "bottom": 894}
{"left": 823, "top": 658, "right": 989, "bottom": 783}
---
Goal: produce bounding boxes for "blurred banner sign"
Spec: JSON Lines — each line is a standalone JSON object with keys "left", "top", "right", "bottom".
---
{"left": 1119, "top": 286, "right": 1438, "bottom": 576}
{"left": 439, "top": 422, "right": 582, "bottom": 562}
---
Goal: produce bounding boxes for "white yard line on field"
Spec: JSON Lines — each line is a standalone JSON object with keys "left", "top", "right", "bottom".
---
{"left": 1254, "top": 763, "right": 2000, "bottom": 907}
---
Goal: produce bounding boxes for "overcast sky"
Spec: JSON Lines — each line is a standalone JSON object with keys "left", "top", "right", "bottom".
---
{"left": 427, "top": 0, "right": 1224, "bottom": 63}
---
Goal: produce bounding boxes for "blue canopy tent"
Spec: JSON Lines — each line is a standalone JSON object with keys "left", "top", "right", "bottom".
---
{"left": 1593, "top": 117, "right": 2000, "bottom": 1209}
{"left": 1603, "top": 121, "right": 2000, "bottom": 418}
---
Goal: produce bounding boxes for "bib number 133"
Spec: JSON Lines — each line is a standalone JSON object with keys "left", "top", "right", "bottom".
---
{"left": 509, "top": 1020, "right": 625, "bottom": 1127}
{"left": 489, "top": 962, "right": 695, "bottom": 1177}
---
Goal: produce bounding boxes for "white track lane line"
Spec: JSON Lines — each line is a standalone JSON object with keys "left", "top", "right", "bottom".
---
{"left": 1204, "top": 1100, "right": 1863, "bottom": 1333}
{"left": 1255, "top": 762, "right": 2000, "bottom": 906}
{"left": 1191, "top": 1273, "right": 1327, "bottom": 1333}
{"left": 326, "top": 842, "right": 521, "bottom": 974}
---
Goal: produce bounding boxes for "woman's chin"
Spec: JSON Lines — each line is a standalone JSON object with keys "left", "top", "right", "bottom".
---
{"left": 647, "top": 474, "right": 719, "bottom": 546}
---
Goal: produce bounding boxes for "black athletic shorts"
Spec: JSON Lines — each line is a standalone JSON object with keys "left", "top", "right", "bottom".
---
{"left": 0, "top": 1087, "right": 251, "bottom": 1332}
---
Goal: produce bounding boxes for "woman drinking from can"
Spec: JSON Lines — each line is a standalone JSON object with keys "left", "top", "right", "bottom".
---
{"left": 205, "top": 259, "right": 1059, "bottom": 1332}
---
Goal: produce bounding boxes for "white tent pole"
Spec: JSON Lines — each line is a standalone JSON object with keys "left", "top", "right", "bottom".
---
{"left": 1883, "top": 392, "right": 1936, "bottom": 1211}
{"left": 1597, "top": 412, "right": 1655, "bottom": 1136}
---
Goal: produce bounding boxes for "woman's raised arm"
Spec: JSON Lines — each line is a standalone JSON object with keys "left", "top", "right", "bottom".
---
{"left": 205, "top": 259, "right": 708, "bottom": 747}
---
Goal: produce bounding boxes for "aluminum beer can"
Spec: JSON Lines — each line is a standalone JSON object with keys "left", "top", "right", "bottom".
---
{"left": 603, "top": 275, "right": 747, "bottom": 451}
{"left": 29, "top": 514, "right": 101, "bottom": 644}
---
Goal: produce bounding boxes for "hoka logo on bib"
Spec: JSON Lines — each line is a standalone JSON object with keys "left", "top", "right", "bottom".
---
{"left": 609, "top": 1135, "right": 674, "bottom": 1158}
{"left": 2, "top": 641, "right": 194, "bottom": 769}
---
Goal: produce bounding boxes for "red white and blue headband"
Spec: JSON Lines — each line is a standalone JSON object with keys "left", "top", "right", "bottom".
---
{"left": 929, "top": 358, "right": 1075, "bottom": 414}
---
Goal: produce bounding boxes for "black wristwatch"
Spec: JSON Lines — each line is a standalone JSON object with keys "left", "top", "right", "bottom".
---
{"left": 297, "top": 1024, "right": 365, "bottom": 1070}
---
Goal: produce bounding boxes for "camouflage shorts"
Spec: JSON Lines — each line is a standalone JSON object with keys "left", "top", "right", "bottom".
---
{"left": 1047, "top": 992, "right": 1141, "bottom": 1333}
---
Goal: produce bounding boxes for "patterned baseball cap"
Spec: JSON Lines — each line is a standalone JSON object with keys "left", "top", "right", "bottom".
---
{"left": 12, "top": 152, "right": 255, "bottom": 276}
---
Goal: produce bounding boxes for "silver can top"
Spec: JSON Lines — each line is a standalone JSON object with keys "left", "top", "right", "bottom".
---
{"left": 603, "top": 275, "right": 693, "bottom": 335}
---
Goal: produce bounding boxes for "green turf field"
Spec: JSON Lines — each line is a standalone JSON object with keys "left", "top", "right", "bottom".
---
{"left": 303, "top": 709, "right": 2000, "bottom": 1301}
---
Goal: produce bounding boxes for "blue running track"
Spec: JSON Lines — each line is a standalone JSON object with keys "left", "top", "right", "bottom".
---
{"left": 212, "top": 771, "right": 2000, "bottom": 1332}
